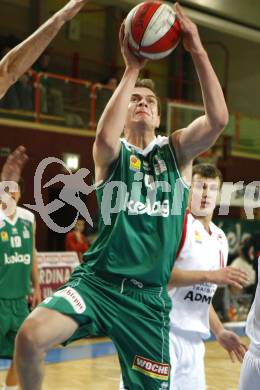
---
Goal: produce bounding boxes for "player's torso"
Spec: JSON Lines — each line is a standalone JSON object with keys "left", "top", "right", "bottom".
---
{"left": 169, "top": 213, "right": 228, "bottom": 337}
{"left": 84, "top": 136, "right": 189, "bottom": 287}
{"left": 0, "top": 207, "right": 34, "bottom": 298}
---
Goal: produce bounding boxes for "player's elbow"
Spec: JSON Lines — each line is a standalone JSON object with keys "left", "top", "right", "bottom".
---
{"left": 0, "top": 76, "right": 8, "bottom": 99}
{"left": 217, "top": 110, "right": 229, "bottom": 130}
{"left": 0, "top": 90, "right": 5, "bottom": 99}
{"left": 0, "top": 70, "right": 16, "bottom": 99}
{"left": 208, "top": 111, "right": 229, "bottom": 135}
{"left": 216, "top": 106, "right": 229, "bottom": 129}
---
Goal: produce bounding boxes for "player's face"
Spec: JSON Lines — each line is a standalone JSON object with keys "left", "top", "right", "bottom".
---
{"left": 189, "top": 174, "right": 221, "bottom": 217}
{"left": 0, "top": 187, "right": 21, "bottom": 215}
{"left": 126, "top": 87, "right": 160, "bottom": 130}
{"left": 9, "top": 188, "right": 21, "bottom": 205}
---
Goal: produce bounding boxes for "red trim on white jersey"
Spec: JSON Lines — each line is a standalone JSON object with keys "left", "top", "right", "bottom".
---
{"left": 219, "top": 249, "right": 225, "bottom": 268}
{"left": 176, "top": 210, "right": 189, "bottom": 259}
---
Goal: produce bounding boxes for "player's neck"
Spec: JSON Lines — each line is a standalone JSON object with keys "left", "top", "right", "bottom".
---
{"left": 125, "top": 131, "right": 156, "bottom": 150}
{"left": 6, "top": 211, "right": 17, "bottom": 220}
{"left": 193, "top": 214, "right": 212, "bottom": 233}
{"left": 1, "top": 206, "right": 17, "bottom": 220}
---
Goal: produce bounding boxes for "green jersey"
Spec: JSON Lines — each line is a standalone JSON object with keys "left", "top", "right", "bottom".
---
{"left": 0, "top": 206, "right": 34, "bottom": 298}
{"left": 83, "top": 136, "right": 189, "bottom": 286}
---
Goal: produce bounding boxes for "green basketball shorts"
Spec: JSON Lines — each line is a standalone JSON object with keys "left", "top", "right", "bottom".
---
{"left": 0, "top": 297, "right": 29, "bottom": 359}
{"left": 40, "top": 267, "right": 172, "bottom": 390}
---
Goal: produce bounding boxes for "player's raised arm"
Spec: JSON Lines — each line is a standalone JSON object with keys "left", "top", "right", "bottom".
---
{"left": 0, "top": 0, "right": 88, "bottom": 99}
{"left": 172, "top": 4, "right": 229, "bottom": 167}
{"left": 1, "top": 145, "right": 28, "bottom": 182}
{"left": 93, "top": 24, "right": 146, "bottom": 182}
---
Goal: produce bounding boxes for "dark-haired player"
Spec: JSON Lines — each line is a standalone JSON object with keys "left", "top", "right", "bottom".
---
{"left": 16, "top": 5, "right": 229, "bottom": 389}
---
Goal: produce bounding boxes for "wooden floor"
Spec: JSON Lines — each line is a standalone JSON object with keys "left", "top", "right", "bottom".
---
{"left": 0, "top": 337, "right": 249, "bottom": 389}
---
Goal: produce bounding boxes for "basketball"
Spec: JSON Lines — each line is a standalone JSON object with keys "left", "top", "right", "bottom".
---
{"left": 124, "top": 1, "right": 181, "bottom": 60}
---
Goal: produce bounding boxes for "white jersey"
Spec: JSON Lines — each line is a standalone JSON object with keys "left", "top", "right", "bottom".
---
{"left": 169, "top": 212, "right": 228, "bottom": 338}
{"left": 246, "top": 258, "right": 260, "bottom": 349}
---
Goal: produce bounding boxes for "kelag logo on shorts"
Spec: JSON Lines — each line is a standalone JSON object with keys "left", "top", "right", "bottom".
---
{"left": 132, "top": 355, "right": 170, "bottom": 380}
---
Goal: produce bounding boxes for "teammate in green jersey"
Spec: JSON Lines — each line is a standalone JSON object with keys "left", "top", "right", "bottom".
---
{"left": 0, "top": 157, "right": 41, "bottom": 390}
{"left": 15, "top": 4, "right": 229, "bottom": 390}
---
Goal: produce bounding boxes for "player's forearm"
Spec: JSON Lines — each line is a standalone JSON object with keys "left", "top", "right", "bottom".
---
{"left": 191, "top": 49, "right": 229, "bottom": 134}
{"left": 31, "top": 270, "right": 40, "bottom": 290}
{"left": 96, "top": 67, "right": 139, "bottom": 145}
{"left": 32, "top": 278, "right": 40, "bottom": 290}
{"left": 209, "top": 304, "right": 224, "bottom": 338}
{"left": 170, "top": 267, "right": 209, "bottom": 287}
{"left": 0, "top": 2, "right": 81, "bottom": 98}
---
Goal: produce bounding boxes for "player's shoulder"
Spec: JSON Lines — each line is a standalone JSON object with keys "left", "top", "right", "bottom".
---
{"left": 179, "top": 212, "right": 196, "bottom": 240}
{"left": 186, "top": 212, "right": 197, "bottom": 229}
{"left": 17, "top": 206, "right": 35, "bottom": 224}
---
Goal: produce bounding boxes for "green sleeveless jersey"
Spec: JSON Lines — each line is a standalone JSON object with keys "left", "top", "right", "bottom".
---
{"left": 84, "top": 136, "right": 189, "bottom": 286}
{"left": 0, "top": 206, "right": 34, "bottom": 298}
